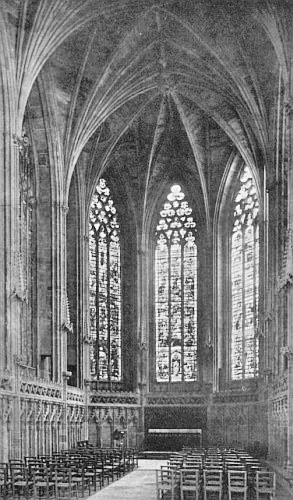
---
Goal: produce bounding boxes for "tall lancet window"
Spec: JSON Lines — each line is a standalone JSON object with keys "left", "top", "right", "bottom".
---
{"left": 231, "top": 165, "right": 259, "bottom": 380}
{"left": 155, "top": 184, "right": 197, "bottom": 383}
{"left": 89, "top": 179, "right": 121, "bottom": 381}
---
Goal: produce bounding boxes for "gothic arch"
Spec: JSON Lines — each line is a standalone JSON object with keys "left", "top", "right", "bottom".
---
{"left": 214, "top": 151, "right": 263, "bottom": 390}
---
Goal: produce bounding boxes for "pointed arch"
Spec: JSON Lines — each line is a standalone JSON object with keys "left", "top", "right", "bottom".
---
{"left": 214, "top": 153, "right": 262, "bottom": 388}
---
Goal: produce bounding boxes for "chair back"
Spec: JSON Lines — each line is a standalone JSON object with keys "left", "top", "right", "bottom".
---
{"left": 180, "top": 468, "right": 199, "bottom": 487}
{"left": 228, "top": 469, "right": 247, "bottom": 489}
{"left": 204, "top": 468, "right": 222, "bottom": 489}
{"left": 256, "top": 471, "right": 276, "bottom": 498}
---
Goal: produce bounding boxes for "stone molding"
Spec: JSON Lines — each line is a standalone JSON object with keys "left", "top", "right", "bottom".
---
{"left": 146, "top": 394, "right": 208, "bottom": 405}
{"left": 90, "top": 392, "right": 139, "bottom": 405}
{"left": 67, "top": 387, "right": 85, "bottom": 403}
{"left": 212, "top": 391, "right": 259, "bottom": 404}
{"left": 89, "top": 406, "right": 139, "bottom": 424}
{"left": 20, "top": 380, "right": 62, "bottom": 399}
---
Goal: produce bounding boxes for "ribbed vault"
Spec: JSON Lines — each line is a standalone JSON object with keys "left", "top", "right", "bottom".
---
{"left": 3, "top": 0, "right": 289, "bottom": 224}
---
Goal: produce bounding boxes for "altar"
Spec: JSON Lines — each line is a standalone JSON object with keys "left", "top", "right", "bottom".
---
{"left": 146, "top": 428, "right": 202, "bottom": 451}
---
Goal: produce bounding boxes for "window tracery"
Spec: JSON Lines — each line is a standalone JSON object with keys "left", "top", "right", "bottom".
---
{"left": 89, "top": 179, "right": 121, "bottom": 381}
{"left": 231, "top": 165, "right": 259, "bottom": 380}
{"left": 155, "top": 185, "right": 197, "bottom": 382}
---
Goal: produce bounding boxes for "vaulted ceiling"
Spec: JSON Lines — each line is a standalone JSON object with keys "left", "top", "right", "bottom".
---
{"left": 3, "top": 0, "right": 290, "bottom": 224}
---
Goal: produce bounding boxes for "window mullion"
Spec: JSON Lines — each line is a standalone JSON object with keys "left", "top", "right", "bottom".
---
{"left": 168, "top": 241, "right": 172, "bottom": 384}
{"left": 106, "top": 234, "right": 111, "bottom": 382}
{"left": 253, "top": 223, "right": 257, "bottom": 377}
{"left": 95, "top": 234, "right": 100, "bottom": 380}
{"left": 89, "top": 179, "right": 121, "bottom": 382}
{"left": 155, "top": 184, "right": 197, "bottom": 384}
{"left": 242, "top": 226, "right": 246, "bottom": 380}
{"left": 181, "top": 240, "right": 184, "bottom": 382}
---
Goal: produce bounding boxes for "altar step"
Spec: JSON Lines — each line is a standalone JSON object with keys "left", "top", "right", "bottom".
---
{"left": 137, "top": 450, "right": 178, "bottom": 460}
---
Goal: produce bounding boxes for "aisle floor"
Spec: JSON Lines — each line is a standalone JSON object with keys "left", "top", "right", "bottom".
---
{"left": 88, "top": 460, "right": 166, "bottom": 499}
{"left": 88, "top": 459, "right": 291, "bottom": 500}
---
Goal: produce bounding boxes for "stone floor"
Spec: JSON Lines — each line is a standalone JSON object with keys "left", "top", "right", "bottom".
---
{"left": 88, "top": 460, "right": 168, "bottom": 499}
{"left": 88, "top": 459, "right": 292, "bottom": 500}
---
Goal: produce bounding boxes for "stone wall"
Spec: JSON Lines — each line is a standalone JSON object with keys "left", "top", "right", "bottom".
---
{"left": 88, "top": 390, "right": 141, "bottom": 449}
{"left": 207, "top": 399, "right": 268, "bottom": 453}
{"left": 0, "top": 365, "right": 86, "bottom": 462}
{"left": 268, "top": 375, "right": 288, "bottom": 467}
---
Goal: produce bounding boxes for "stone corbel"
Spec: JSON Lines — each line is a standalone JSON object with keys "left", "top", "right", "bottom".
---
{"left": 10, "top": 288, "right": 26, "bottom": 303}
{"left": 62, "top": 371, "right": 72, "bottom": 381}
{"left": 14, "top": 355, "right": 27, "bottom": 365}
{"left": 12, "top": 133, "right": 29, "bottom": 154}
{"left": 28, "top": 196, "right": 37, "bottom": 209}
{"left": 138, "top": 341, "right": 146, "bottom": 352}
{"left": 284, "top": 99, "right": 293, "bottom": 116}
{"left": 83, "top": 334, "right": 92, "bottom": 345}
{"left": 61, "top": 322, "right": 73, "bottom": 334}
{"left": 276, "top": 273, "right": 293, "bottom": 292}
{"left": 280, "top": 346, "right": 293, "bottom": 358}
{"left": 0, "top": 377, "right": 13, "bottom": 391}
{"left": 254, "top": 327, "right": 264, "bottom": 339}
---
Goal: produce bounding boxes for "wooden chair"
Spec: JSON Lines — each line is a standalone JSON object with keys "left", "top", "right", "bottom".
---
{"left": 83, "top": 461, "right": 103, "bottom": 491}
{"left": 255, "top": 471, "right": 276, "bottom": 500}
{"left": 203, "top": 469, "right": 223, "bottom": 500}
{"left": 156, "top": 468, "right": 179, "bottom": 500}
{"left": 0, "top": 464, "right": 10, "bottom": 500}
{"left": 54, "top": 468, "right": 78, "bottom": 500}
{"left": 32, "top": 466, "right": 55, "bottom": 500}
{"left": 180, "top": 468, "right": 200, "bottom": 500}
{"left": 70, "top": 463, "right": 91, "bottom": 498}
{"left": 228, "top": 470, "right": 247, "bottom": 500}
{"left": 11, "top": 465, "right": 34, "bottom": 500}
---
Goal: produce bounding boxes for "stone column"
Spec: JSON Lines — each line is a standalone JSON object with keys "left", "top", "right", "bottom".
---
{"left": 286, "top": 31, "right": 293, "bottom": 472}
{"left": 137, "top": 241, "right": 148, "bottom": 450}
{"left": 84, "top": 379, "right": 91, "bottom": 442}
{"left": 60, "top": 371, "right": 70, "bottom": 450}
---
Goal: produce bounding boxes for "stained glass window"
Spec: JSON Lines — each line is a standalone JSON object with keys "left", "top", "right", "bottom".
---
{"left": 89, "top": 179, "right": 121, "bottom": 381}
{"left": 231, "top": 165, "right": 259, "bottom": 380}
{"left": 155, "top": 185, "right": 197, "bottom": 382}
